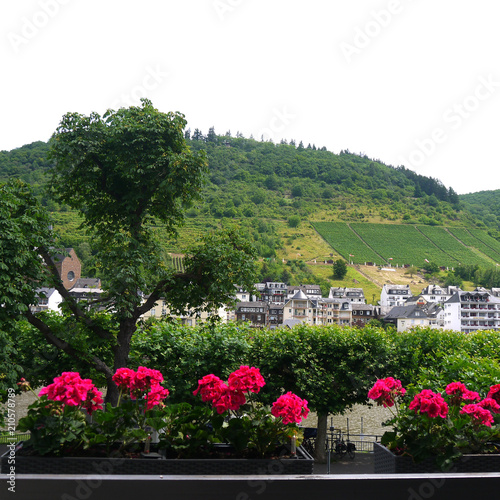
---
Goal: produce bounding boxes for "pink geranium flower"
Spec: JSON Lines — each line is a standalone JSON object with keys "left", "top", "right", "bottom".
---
{"left": 445, "top": 382, "right": 480, "bottom": 405}
{"left": 39, "top": 372, "right": 103, "bottom": 415}
{"left": 271, "top": 392, "right": 309, "bottom": 424}
{"left": 368, "top": 377, "right": 406, "bottom": 407}
{"left": 228, "top": 365, "right": 265, "bottom": 394}
{"left": 193, "top": 374, "right": 228, "bottom": 404}
{"left": 487, "top": 384, "right": 500, "bottom": 405}
{"left": 478, "top": 397, "right": 500, "bottom": 414}
{"left": 409, "top": 389, "right": 448, "bottom": 418}
{"left": 460, "top": 404, "right": 494, "bottom": 427}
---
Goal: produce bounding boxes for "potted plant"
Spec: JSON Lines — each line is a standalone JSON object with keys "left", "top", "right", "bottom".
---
{"left": 368, "top": 377, "right": 500, "bottom": 472}
{"left": 3, "top": 366, "right": 314, "bottom": 475}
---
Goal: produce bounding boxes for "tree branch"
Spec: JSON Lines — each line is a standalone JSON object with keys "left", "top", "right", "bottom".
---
{"left": 38, "top": 247, "right": 113, "bottom": 340}
{"left": 25, "top": 310, "right": 113, "bottom": 379}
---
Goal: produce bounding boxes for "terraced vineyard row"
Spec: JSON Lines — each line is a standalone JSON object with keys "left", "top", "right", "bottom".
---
{"left": 351, "top": 223, "right": 453, "bottom": 267}
{"left": 416, "top": 226, "right": 487, "bottom": 267}
{"left": 313, "top": 222, "right": 500, "bottom": 269}
{"left": 311, "top": 222, "right": 382, "bottom": 263}
{"left": 447, "top": 228, "right": 500, "bottom": 264}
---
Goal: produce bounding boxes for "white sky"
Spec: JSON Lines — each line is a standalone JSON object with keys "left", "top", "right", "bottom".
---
{"left": 2, "top": 0, "right": 500, "bottom": 195}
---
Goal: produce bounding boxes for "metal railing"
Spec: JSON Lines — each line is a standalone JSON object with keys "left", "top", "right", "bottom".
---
{"left": 0, "top": 432, "right": 30, "bottom": 444}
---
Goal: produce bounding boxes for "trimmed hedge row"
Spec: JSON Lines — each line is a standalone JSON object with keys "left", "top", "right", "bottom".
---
{"left": 130, "top": 322, "right": 500, "bottom": 415}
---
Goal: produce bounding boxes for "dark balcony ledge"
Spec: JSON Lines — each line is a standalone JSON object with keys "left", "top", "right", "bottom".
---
{"left": 5, "top": 472, "right": 500, "bottom": 500}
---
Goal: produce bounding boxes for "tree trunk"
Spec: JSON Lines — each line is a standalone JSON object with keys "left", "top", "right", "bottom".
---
{"left": 106, "top": 319, "right": 136, "bottom": 406}
{"left": 315, "top": 413, "right": 328, "bottom": 462}
{"left": 104, "top": 377, "right": 120, "bottom": 406}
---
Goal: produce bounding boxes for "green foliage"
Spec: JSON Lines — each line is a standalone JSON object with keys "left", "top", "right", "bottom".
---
{"left": 288, "top": 215, "right": 301, "bottom": 228}
{"left": 415, "top": 352, "right": 500, "bottom": 395}
{"left": 17, "top": 397, "right": 88, "bottom": 456}
{"left": 0, "top": 329, "right": 22, "bottom": 401}
{"left": 460, "top": 189, "right": 500, "bottom": 231}
{"left": 332, "top": 258, "right": 348, "bottom": 279}
{"left": 423, "top": 261, "right": 440, "bottom": 274}
{"left": 48, "top": 99, "right": 208, "bottom": 237}
{"left": 130, "top": 321, "right": 254, "bottom": 403}
{"left": 0, "top": 180, "right": 54, "bottom": 321}
{"left": 157, "top": 403, "right": 216, "bottom": 458}
{"left": 249, "top": 324, "right": 391, "bottom": 415}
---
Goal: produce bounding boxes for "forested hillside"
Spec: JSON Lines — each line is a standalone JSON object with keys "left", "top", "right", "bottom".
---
{"left": 1, "top": 131, "right": 499, "bottom": 290}
{"left": 0, "top": 133, "right": 472, "bottom": 227}
{"left": 460, "top": 190, "right": 500, "bottom": 231}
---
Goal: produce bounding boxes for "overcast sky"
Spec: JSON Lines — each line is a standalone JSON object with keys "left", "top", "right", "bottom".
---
{"left": 2, "top": 0, "right": 500, "bottom": 194}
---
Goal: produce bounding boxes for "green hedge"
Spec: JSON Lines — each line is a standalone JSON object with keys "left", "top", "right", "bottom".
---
{"left": 130, "top": 322, "right": 500, "bottom": 416}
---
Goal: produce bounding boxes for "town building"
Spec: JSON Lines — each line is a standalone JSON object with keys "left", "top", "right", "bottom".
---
{"left": 282, "top": 292, "right": 353, "bottom": 327}
{"left": 268, "top": 304, "right": 284, "bottom": 327}
{"left": 52, "top": 248, "right": 82, "bottom": 290}
{"left": 234, "top": 301, "right": 268, "bottom": 327}
{"left": 286, "top": 284, "right": 322, "bottom": 300}
{"left": 420, "top": 284, "right": 461, "bottom": 305}
{"left": 384, "top": 296, "right": 443, "bottom": 332}
{"left": 30, "top": 287, "right": 63, "bottom": 313}
{"left": 145, "top": 298, "right": 228, "bottom": 326}
{"left": 68, "top": 278, "right": 104, "bottom": 307}
{"left": 379, "top": 284, "right": 412, "bottom": 315}
{"left": 443, "top": 289, "right": 500, "bottom": 333}
{"left": 329, "top": 287, "right": 366, "bottom": 304}
{"left": 259, "top": 282, "right": 288, "bottom": 303}
{"left": 351, "top": 303, "right": 379, "bottom": 327}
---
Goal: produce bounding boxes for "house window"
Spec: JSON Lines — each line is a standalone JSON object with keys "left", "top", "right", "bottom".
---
{"left": 67, "top": 271, "right": 75, "bottom": 282}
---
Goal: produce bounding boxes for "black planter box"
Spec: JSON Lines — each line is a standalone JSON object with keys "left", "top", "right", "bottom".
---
{"left": 1, "top": 444, "right": 314, "bottom": 475}
{"left": 374, "top": 441, "right": 500, "bottom": 473}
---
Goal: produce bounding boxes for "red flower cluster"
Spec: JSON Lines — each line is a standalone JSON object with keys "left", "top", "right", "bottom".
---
{"left": 445, "top": 382, "right": 480, "bottom": 404}
{"left": 271, "top": 391, "right": 310, "bottom": 425}
{"left": 39, "top": 372, "right": 104, "bottom": 415}
{"left": 228, "top": 365, "right": 265, "bottom": 393}
{"left": 409, "top": 389, "right": 448, "bottom": 418}
{"left": 193, "top": 366, "right": 265, "bottom": 414}
{"left": 113, "top": 366, "right": 169, "bottom": 410}
{"left": 193, "top": 374, "right": 227, "bottom": 404}
{"left": 487, "top": 384, "right": 500, "bottom": 405}
{"left": 460, "top": 404, "right": 495, "bottom": 427}
{"left": 368, "top": 377, "right": 406, "bottom": 407}
{"left": 478, "top": 398, "right": 500, "bottom": 414}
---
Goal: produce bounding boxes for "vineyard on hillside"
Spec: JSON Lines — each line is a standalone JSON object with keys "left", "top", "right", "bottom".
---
{"left": 312, "top": 222, "right": 500, "bottom": 269}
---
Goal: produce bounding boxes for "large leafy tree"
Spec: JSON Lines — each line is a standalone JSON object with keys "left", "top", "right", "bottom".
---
{"left": 0, "top": 100, "right": 257, "bottom": 404}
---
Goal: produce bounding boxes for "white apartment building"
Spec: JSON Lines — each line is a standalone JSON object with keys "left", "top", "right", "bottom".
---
{"left": 420, "top": 284, "right": 461, "bottom": 305}
{"left": 30, "top": 287, "right": 63, "bottom": 313}
{"left": 379, "top": 284, "right": 412, "bottom": 315}
{"left": 443, "top": 290, "right": 500, "bottom": 333}
{"left": 283, "top": 291, "right": 352, "bottom": 326}
{"left": 329, "top": 287, "right": 366, "bottom": 304}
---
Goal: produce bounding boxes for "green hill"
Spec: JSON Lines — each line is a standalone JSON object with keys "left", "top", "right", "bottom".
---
{"left": 2, "top": 132, "right": 500, "bottom": 291}
{"left": 460, "top": 190, "right": 500, "bottom": 233}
